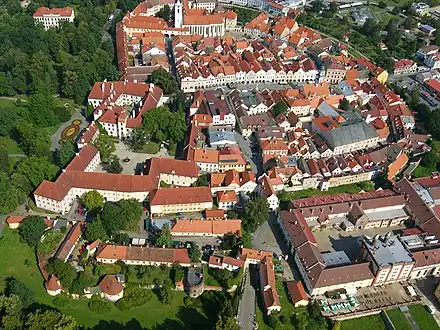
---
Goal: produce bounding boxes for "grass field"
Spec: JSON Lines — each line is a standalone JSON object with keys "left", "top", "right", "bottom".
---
{"left": 0, "top": 136, "right": 23, "bottom": 154}
{"left": 386, "top": 308, "right": 412, "bottom": 330}
{"left": 408, "top": 304, "right": 439, "bottom": 330}
{"left": 341, "top": 314, "right": 387, "bottom": 330}
{"left": 0, "top": 227, "right": 213, "bottom": 329}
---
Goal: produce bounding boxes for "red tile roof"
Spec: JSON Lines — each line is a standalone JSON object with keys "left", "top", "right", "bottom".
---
{"left": 97, "top": 244, "right": 191, "bottom": 264}
{"left": 45, "top": 275, "right": 61, "bottom": 291}
{"left": 149, "top": 187, "right": 213, "bottom": 206}
{"left": 5, "top": 215, "right": 24, "bottom": 225}
{"left": 171, "top": 219, "right": 241, "bottom": 236}
{"left": 65, "top": 145, "right": 98, "bottom": 172}
{"left": 99, "top": 275, "right": 123, "bottom": 295}
{"left": 145, "top": 157, "right": 200, "bottom": 179}
{"left": 204, "top": 208, "right": 225, "bottom": 219}
{"left": 286, "top": 281, "right": 308, "bottom": 304}
{"left": 55, "top": 222, "right": 85, "bottom": 261}
{"left": 33, "top": 6, "right": 73, "bottom": 17}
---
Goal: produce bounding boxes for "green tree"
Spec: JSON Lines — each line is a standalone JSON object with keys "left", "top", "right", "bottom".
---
{"left": 0, "top": 294, "right": 23, "bottom": 330}
{"left": 101, "top": 199, "right": 142, "bottom": 236}
{"left": 385, "top": 19, "right": 400, "bottom": 46}
{"left": 4, "top": 277, "right": 34, "bottom": 309}
{"left": 27, "top": 88, "right": 58, "bottom": 127}
{"left": 410, "top": 88, "right": 420, "bottom": 108}
{"left": 106, "top": 155, "right": 123, "bottom": 174}
{"left": 56, "top": 139, "right": 75, "bottom": 167}
{"left": 243, "top": 195, "right": 269, "bottom": 233}
{"left": 93, "top": 133, "right": 115, "bottom": 163}
{"left": 157, "top": 285, "right": 171, "bottom": 304}
{"left": 151, "top": 69, "right": 178, "bottom": 94}
{"left": 14, "top": 121, "right": 51, "bottom": 157}
{"left": 0, "top": 141, "right": 9, "bottom": 173}
{"left": 45, "top": 258, "right": 77, "bottom": 289}
{"left": 81, "top": 190, "right": 104, "bottom": 213}
{"left": 15, "top": 156, "right": 59, "bottom": 189}
{"left": 85, "top": 217, "right": 108, "bottom": 241}
{"left": 0, "top": 174, "right": 25, "bottom": 214}
{"left": 26, "top": 309, "right": 78, "bottom": 330}
{"left": 156, "top": 5, "right": 171, "bottom": 20}
{"left": 156, "top": 223, "right": 172, "bottom": 247}
{"left": 339, "top": 98, "right": 350, "bottom": 111}
{"left": 19, "top": 216, "right": 46, "bottom": 247}
{"left": 193, "top": 174, "right": 209, "bottom": 187}
{"left": 272, "top": 102, "right": 288, "bottom": 117}
{"left": 88, "top": 299, "right": 113, "bottom": 314}
{"left": 188, "top": 242, "right": 201, "bottom": 262}
{"left": 310, "top": 0, "right": 323, "bottom": 13}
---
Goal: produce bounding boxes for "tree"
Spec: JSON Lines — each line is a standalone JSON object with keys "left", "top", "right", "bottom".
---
{"left": 242, "top": 195, "right": 269, "bottom": 233}
{"left": 56, "top": 139, "right": 75, "bottom": 167}
{"left": 101, "top": 199, "right": 142, "bottom": 236}
{"left": 386, "top": 19, "right": 400, "bottom": 46}
{"left": 339, "top": 98, "right": 350, "bottom": 111}
{"left": 410, "top": 88, "right": 420, "bottom": 108}
{"left": 378, "top": 0, "right": 387, "bottom": 8}
{"left": 208, "top": 268, "right": 233, "bottom": 288}
{"left": 156, "top": 223, "right": 172, "bottom": 247}
{"left": 142, "top": 106, "right": 186, "bottom": 143}
{"left": 272, "top": 102, "right": 288, "bottom": 117}
{"left": 157, "top": 285, "right": 171, "bottom": 304}
{"left": 88, "top": 299, "right": 113, "bottom": 314}
{"left": 85, "top": 217, "right": 108, "bottom": 241}
{"left": 193, "top": 174, "right": 209, "bottom": 187}
{"left": 0, "top": 294, "right": 23, "bottom": 329}
{"left": 328, "top": 1, "right": 338, "bottom": 16}
{"left": 19, "top": 216, "right": 46, "bottom": 247}
{"left": 421, "top": 150, "right": 438, "bottom": 169}
{"left": 310, "top": 0, "right": 323, "bottom": 13}
{"left": 188, "top": 242, "right": 201, "bottom": 262}
{"left": 26, "top": 309, "right": 78, "bottom": 330}
{"left": 0, "top": 173, "right": 25, "bottom": 214}
{"left": 0, "top": 141, "right": 9, "bottom": 173}
{"left": 106, "top": 155, "right": 123, "bottom": 174}
{"left": 156, "top": 5, "right": 171, "bottom": 21}
{"left": 93, "top": 132, "right": 115, "bottom": 163}
{"left": 151, "top": 69, "right": 178, "bottom": 94}
{"left": 27, "top": 88, "right": 58, "bottom": 127}
{"left": 4, "top": 277, "right": 34, "bottom": 309}
{"left": 13, "top": 121, "right": 51, "bottom": 157}
{"left": 15, "top": 156, "right": 59, "bottom": 189}
{"left": 82, "top": 190, "right": 104, "bottom": 213}
{"left": 45, "top": 258, "right": 77, "bottom": 289}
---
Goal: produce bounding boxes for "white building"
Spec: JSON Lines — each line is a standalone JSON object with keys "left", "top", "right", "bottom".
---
{"left": 33, "top": 7, "right": 74, "bottom": 29}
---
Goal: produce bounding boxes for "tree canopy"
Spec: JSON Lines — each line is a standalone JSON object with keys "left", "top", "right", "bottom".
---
{"left": 151, "top": 69, "right": 179, "bottom": 95}
{"left": 242, "top": 195, "right": 269, "bottom": 233}
{"left": 81, "top": 190, "right": 105, "bottom": 213}
{"left": 142, "top": 106, "right": 186, "bottom": 143}
{"left": 156, "top": 223, "right": 172, "bottom": 247}
{"left": 101, "top": 199, "right": 143, "bottom": 236}
{"left": 19, "top": 216, "right": 46, "bottom": 247}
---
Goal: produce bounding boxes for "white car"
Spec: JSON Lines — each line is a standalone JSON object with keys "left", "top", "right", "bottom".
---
{"left": 427, "top": 305, "right": 436, "bottom": 315}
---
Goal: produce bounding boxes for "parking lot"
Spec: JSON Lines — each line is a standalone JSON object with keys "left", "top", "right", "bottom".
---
{"left": 392, "top": 74, "right": 439, "bottom": 110}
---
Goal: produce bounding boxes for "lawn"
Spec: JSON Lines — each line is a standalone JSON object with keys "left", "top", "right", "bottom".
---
{"left": 203, "top": 266, "right": 221, "bottom": 287}
{"left": 37, "top": 230, "right": 65, "bottom": 256}
{"left": 341, "top": 314, "right": 387, "bottom": 330}
{"left": 0, "top": 136, "right": 23, "bottom": 154}
{"left": 386, "top": 308, "right": 412, "bottom": 330}
{"left": 0, "top": 227, "right": 213, "bottom": 329}
{"left": 137, "top": 141, "right": 160, "bottom": 154}
{"left": 408, "top": 304, "right": 439, "bottom": 330}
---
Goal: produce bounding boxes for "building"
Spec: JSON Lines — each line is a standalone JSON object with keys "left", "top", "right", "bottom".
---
{"left": 258, "top": 174, "right": 279, "bottom": 211}
{"left": 259, "top": 256, "right": 281, "bottom": 315}
{"left": 393, "top": 59, "right": 418, "bottom": 75}
{"left": 96, "top": 244, "right": 192, "bottom": 267}
{"left": 286, "top": 281, "right": 309, "bottom": 307}
{"left": 144, "top": 157, "right": 200, "bottom": 186}
{"left": 55, "top": 222, "right": 85, "bottom": 262}
{"left": 88, "top": 81, "right": 163, "bottom": 139}
{"left": 208, "top": 255, "right": 244, "bottom": 271}
{"left": 149, "top": 187, "right": 213, "bottom": 214}
{"left": 45, "top": 276, "right": 62, "bottom": 296}
{"left": 5, "top": 215, "right": 25, "bottom": 229}
{"left": 171, "top": 219, "right": 241, "bottom": 236}
{"left": 33, "top": 7, "right": 74, "bottom": 29}
{"left": 217, "top": 190, "right": 238, "bottom": 209}
{"left": 359, "top": 234, "right": 414, "bottom": 285}
{"left": 424, "top": 53, "right": 440, "bottom": 70}
{"left": 210, "top": 169, "right": 257, "bottom": 194}
{"left": 98, "top": 275, "right": 124, "bottom": 302}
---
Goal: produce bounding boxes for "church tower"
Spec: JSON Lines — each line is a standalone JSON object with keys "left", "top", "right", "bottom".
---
{"left": 174, "top": 0, "right": 183, "bottom": 28}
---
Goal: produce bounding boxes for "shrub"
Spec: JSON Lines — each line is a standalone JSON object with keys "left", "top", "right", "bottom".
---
{"left": 54, "top": 106, "right": 71, "bottom": 123}
{"left": 53, "top": 296, "right": 69, "bottom": 308}
{"left": 88, "top": 299, "right": 113, "bottom": 314}
{"left": 115, "top": 287, "right": 152, "bottom": 310}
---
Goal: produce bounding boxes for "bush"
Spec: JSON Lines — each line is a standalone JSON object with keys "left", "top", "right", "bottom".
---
{"left": 115, "top": 287, "right": 152, "bottom": 310}
{"left": 88, "top": 299, "right": 113, "bottom": 314}
{"left": 53, "top": 296, "right": 69, "bottom": 308}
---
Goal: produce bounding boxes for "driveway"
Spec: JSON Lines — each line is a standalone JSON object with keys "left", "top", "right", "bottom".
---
{"left": 237, "top": 267, "right": 256, "bottom": 330}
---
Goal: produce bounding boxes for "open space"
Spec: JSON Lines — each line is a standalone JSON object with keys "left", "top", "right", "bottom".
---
{"left": 340, "top": 314, "right": 387, "bottom": 330}
{"left": 409, "top": 304, "right": 439, "bottom": 330}
{"left": 386, "top": 308, "right": 412, "bottom": 330}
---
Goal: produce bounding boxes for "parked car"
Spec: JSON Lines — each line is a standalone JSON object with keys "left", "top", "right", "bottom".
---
{"left": 427, "top": 305, "right": 436, "bottom": 315}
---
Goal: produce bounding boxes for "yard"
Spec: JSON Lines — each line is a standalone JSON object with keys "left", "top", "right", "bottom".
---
{"left": 386, "top": 308, "right": 412, "bottom": 330}
{"left": 340, "top": 314, "right": 387, "bottom": 330}
{"left": 0, "top": 227, "right": 213, "bottom": 329}
{"left": 408, "top": 304, "right": 439, "bottom": 330}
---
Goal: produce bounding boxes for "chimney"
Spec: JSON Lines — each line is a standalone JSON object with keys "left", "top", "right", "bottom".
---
{"left": 150, "top": 83, "right": 155, "bottom": 90}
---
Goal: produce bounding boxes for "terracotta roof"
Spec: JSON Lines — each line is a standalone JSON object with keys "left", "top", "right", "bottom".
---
{"left": 149, "top": 187, "right": 213, "bottom": 205}
{"left": 217, "top": 190, "right": 238, "bottom": 203}
{"left": 145, "top": 157, "right": 200, "bottom": 178}
{"left": 280, "top": 209, "right": 317, "bottom": 248}
{"left": 204, "top": 208, "right": 225, "bottom": 219}
{"left": 87, "top": 240, "right": 101, "bottom": 251}
{"left": 239, "top": 248, "right": 273, "bottom": 262}
{"left": 171, "top": 219, "right": 241, "bottom": 235}
{"left": 412, "top": 248, "right": 440, "bottom": 268}
{"left": 77, "top": 123, "right": 98, "bottom": 145}
{"left": 65, "top": 145, "right": 98, "bottom": 172}
{"left": 97, "top": 244, "right": 191, "bottom": 264}
{"left": 260, "top": 256, "right": 280, "bottom": 311}
{"left": 99, "top": 275, "right": 123, "bottom": 296}
{"left": 387, "top": 152, "right": 408, "bottom": 180}
{"left": 193, "top": 149, "right": 219, "bottom": 164}
{"left": 45, "top": 275, "right": 61, "bottom": 291}
{"left": 33, "top": 6, "right": 73, "bottom": 17}
{"left": 286, "top": 281, "right": 308, "bottom": 304}
{"left": 55, "top": 222, "right": 85, "bottom": 261}
{"left": 5, "top": 215, "right": 24, "bottom": 225}
{"left": 261, "top": 138, "right": 288, "bottom": 151}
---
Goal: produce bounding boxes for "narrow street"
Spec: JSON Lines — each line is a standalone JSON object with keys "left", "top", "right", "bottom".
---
{"left": 237, "top": 269, "right": 256, "bottom": 330}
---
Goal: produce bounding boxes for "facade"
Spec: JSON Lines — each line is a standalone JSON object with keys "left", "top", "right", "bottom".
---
{"left": 359, "top": 234, "right": 414, "bottom": 285}
{"left": 259, "top": 256, "right": 281, "bottom": 315}
{"left": 149, "top": 187, "right": 213, "bottom": 214}
{"left": 393, "top": 59, "right": 418, "bottom": 75}
{"left": 33, "top": 7, "right": 74, "bottom": 29}
{"left": 217, "top": 190, "right": 238, "bottom": 209}
{"left": 98, "top": 275, "right": 124, "bottom": 302}
{"left": 208, "top": 255, "right": 244, "bottom": 271}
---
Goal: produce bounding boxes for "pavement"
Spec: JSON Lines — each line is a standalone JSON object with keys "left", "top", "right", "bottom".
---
{"left": 237, "top": 268, "right": 256, "bottom": 330}
{"left": 50, "top": 109, "right": 88, "bottom": 151}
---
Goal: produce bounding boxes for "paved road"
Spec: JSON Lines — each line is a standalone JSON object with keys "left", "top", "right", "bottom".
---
{"left": 237, "top": 269, "right": 256, "bottom": 330}
{"left": 50, "top": 109, "right": 88, "bottom": 151}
